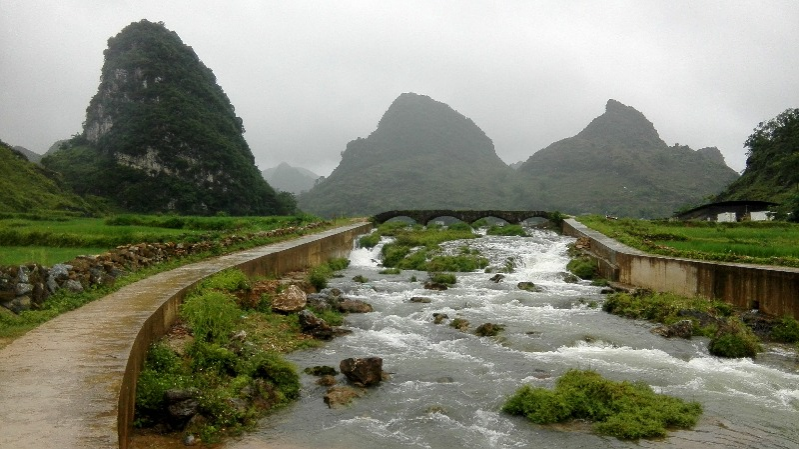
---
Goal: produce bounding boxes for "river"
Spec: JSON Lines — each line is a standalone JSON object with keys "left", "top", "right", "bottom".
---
{"left": 227, "top": 229, "right": 799, "bottom": 449}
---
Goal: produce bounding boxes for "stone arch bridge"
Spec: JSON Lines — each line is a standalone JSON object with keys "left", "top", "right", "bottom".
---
{"left": 372, "top": 209, "right": 555, "bottom": 226}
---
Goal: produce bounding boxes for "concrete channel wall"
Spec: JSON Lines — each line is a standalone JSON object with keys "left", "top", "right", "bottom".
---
{"left": 0, "top": 222, "right": 372, "bottom": 449}
{"left": 563, "top": 218, "right": 799, "bottom": 319}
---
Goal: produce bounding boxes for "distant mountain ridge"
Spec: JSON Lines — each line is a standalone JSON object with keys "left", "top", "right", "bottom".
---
{"left": 0, "top": 140, "right": 95, "bottom": 214}
{"left": 261, "top": 163, "right": 319, "bottom": 194}
{"left": 41, "top": 19, "right": 286, "bottom": 216}
{"left": 298, "top": 93, "right": 515, "bottom": 217}
{"left": 12, "top": 146, "right": 42, "bottom": 164}
{"left": 515, "top": 99, "right": 739, "bottom": 217}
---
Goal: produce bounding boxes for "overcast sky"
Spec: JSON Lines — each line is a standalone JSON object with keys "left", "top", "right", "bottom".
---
{"left": 2, "top": 1, "right": 798, "bottom": 176}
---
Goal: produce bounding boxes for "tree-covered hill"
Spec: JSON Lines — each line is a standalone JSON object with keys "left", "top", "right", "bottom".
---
{"left": 298, "top": 93, "right": 516, "bottom": 217}
{"left": 716, "top": 108, "right": 799, "bottom": 219}
{"left": 0, "top": 139, "right": 97, "bottom": 215}
{"left": 42, "top": 20, "right": 287, "bottom": 216}
{"left": 515, "top": 100, "right": 740, "bottom": 218}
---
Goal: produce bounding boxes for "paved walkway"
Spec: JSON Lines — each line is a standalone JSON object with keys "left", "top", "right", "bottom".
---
{"left": 0, "top": 223, "right": 369, "bottom": 449}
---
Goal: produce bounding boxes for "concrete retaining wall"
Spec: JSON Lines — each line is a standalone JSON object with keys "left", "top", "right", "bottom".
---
{"left": 563, "top": 219, "right": 799, "bottom": 319}
{"left": 0, "top": 222, "right": 371, "bottom": 449}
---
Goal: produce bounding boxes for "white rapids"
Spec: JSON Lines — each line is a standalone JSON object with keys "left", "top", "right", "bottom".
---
{"left": 227, "top": 229, "right": 799, "bottom": 449}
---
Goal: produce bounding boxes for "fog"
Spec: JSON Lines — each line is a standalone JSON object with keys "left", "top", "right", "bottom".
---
{"left": 2, "top": 1, "right": 798, "bottom": 175}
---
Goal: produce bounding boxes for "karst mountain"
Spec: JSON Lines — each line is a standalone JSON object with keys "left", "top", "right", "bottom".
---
{"left": 42, "top": 19, "right": 285, "bottom": 215}
{"left": 262, "top": 163, "right": 319, "bottom": 194}
{"left": 298, "top": 93, "right": 516, "bottom": 217}
{"left": 515, "top": 100, "right": 739, "bottom": 218}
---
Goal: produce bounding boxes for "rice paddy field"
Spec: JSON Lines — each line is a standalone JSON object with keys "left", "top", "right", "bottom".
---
{"left": 0, "top": 213, "right": 321, "bottom": 265}
{"left": 577, "top": 215, "right": 799, "bottom": 268}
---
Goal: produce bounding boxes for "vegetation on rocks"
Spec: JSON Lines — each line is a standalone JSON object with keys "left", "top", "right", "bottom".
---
{"left": 602, "top": 290, "right": 769, "bottom": 358}
{"left": 306, "top": 258, "right": 350, "bottom": 290}
{"left": 135, "top": 268, "right": 344, "bottom": 443}
{"left": 365, "top": 222, "right": 488, "bottom": 272}
{"left": 770, "top": 315, "right": 799, "bottom": 344}
{"left": 566, "top": 256, "right": 597, "bottom": 279}
{"left": 503, "top": 369, "right": 703, "bottom": 440}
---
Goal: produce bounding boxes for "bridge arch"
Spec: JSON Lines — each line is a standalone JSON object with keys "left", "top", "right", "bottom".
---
{"left": 372, "top": 210, "right": 553, "bottom": 226}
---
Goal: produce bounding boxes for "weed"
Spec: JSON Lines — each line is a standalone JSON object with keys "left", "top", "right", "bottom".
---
{"left": 708, "top": 318, "right": 762, "bottom": 358}
{"left": 770, "top": 315, "right": 799, "bottom": 343}
{"left": 567, "top": 256, "right": 597, "bottom": 279}
{"left": 502, "top": 369, "right": 702, "bottom": 440}
{"left": 359, "top": 233, "right": 380, "bottom": 248}
{"left": 181, "top": 291, "right": 240, "bottom": 344}
{"left": 429, "top": 273, "right": 457, "bottom": 285}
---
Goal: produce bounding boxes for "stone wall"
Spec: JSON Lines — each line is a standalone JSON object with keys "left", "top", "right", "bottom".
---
{"left": 563, "top": 219, "right": 799, "bottom": 319}
{"left": 0, "top": 223, "right": 329, "bottom": 316}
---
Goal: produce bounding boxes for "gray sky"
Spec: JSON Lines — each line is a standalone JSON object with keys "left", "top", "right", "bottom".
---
{"left": 2, "top": 1, "right": 798, "bottom": 176}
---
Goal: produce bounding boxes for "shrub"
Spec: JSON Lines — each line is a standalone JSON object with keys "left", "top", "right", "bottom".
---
{"left": 770, "top": 315, "right": 799, "bottom": 343}
{"left": 327, "top": 257, "right": 350, "bottom": 271}
{"left": 567, "top": 256, "right": 597, "bottom": 279}
{"left": 359, "top": 233, "right": 380, "bottom": 248}
{"left": 181, "top": 291, "right": 241, "bottom": 343}
{"left": 503, "top": 369, "right": 702, "bottom": 440}
{"left": 307, "top": 264, "right": 333, "bottom": 290}
{"left": 245, "top": 352, "right": 300, "bottom": 402}
{"left": 708, "top": 318, "right": 762, "bottom": 358}
{"left": 379, "top": 268, "right": 401, "bottom": 275}
{"left": 200, "top": 268, "right": 250, "bottom": 292}
{"left": 134, "top": 342, "right": 188, "bottom": 427}
{"left": 429, "top": 272, "right": 456, "bottom": 285}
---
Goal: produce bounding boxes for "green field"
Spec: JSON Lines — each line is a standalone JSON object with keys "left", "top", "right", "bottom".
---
{"left": 577, "top": 215, "right": 799, "bottom": 267}
{"left": 0, "top": 213, "right": 318, "bottom": 265}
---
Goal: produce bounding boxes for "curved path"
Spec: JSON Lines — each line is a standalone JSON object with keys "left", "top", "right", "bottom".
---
{"left": 0, "top": 222, "right": 370, "bottom": 449}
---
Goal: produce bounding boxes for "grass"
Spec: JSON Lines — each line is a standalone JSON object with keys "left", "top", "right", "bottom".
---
{"left": 0, "top": 213, "right": 319, "bottom": 265}
{"left": 0, "top": 246, "right": 112, "bottom": 266}
{"left": 503, "top": 369, "right": 702, "bottom": 440}
{"left": 577, "top": 215, "right": 799, "bottom": 268}
{"left": 0, "top": 217, "right": 347, "bottom": 346}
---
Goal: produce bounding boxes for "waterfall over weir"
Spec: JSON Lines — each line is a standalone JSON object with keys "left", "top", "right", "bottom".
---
{"left": 227, "top": 230, "right": 799, "bottom": 449}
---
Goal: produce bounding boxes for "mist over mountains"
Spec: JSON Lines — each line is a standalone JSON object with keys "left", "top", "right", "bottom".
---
{"left": 261, "top": 163, "right": 319, "bottom": 194}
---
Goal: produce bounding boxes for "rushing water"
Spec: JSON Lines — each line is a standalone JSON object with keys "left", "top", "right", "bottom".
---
{"left": 227, "top": 230, "right": 799, "bottom": 449}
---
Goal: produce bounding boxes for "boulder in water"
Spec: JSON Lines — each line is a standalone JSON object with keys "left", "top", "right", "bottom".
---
{"left": 340, "top": 357, "right": 384, "bottom": 387}
{"left": 324, "top": 385, "right": 364, "bottom": 408}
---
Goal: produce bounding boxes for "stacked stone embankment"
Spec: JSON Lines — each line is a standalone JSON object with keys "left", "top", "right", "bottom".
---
{"left": 0, "top": 223, "right": 328, "bottom": 315}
